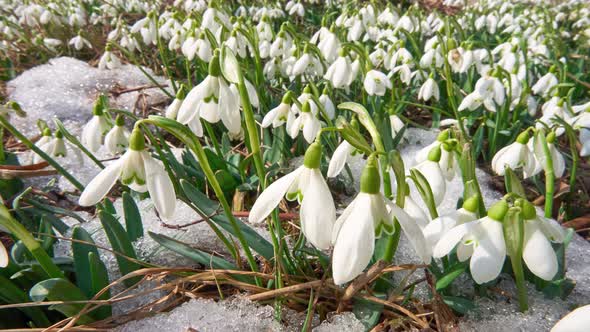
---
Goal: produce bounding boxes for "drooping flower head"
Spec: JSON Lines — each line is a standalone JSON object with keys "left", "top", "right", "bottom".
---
{"left": 433, "top": 199, "right": 509, "bottom": 284}
{"left": 104, "top": 115, "right": 130, "bottom": 155}
{"left": 249, "top": 142, "right": 335, "bottom": 250}
{"left": 81, "top": 97, "right": 112, "bottom": 152}
{"left": 79, "top": 128, "right": 176, "bottom": 219}
{"left": 332, "top": 155, "right": 431, "bottom": 285}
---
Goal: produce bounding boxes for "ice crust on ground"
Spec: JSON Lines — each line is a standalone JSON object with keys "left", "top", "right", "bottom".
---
{"left": 7, "top": 56, "right": 170, "bottom": 138}
{"left": 115, "top": 296, "right": 363, "bottom": 332}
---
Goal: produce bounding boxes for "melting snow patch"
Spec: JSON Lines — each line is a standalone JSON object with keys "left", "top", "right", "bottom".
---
{"left": 7, "top": 56, "right": 170, "bottom": 138}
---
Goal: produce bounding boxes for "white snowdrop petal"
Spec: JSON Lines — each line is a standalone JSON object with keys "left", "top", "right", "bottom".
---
{"left": 523, "top": 220, "right": 558, "bottom": 281}
{"left": 79, "top": 159, "right": 123, "bottom": 206}
{"left": 249, "top": 167, "right": 302, "bottom": 224}
{"left": 143, "top": 154, "right": 177, "bottom": 220}
{"left": 299, "top": 169, "right": 335, "bottom": 250}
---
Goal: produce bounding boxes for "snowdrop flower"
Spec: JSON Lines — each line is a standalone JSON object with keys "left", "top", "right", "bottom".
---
{"left": 415, "top": 130, "right": 458, "bottom": 180}
{"left": 177, "top": 54, "right": 248, "bottom": 136}
{"left": 225, "top": 30, "right": 252, "bottom": 59}
{"left": 34, "top": 129, "right": 81, "bottom": 165}
{"left": 492, "top": 131, "right": 541, "bottom": 178}
{"left": 287, "top": 1, "right": 305, "bottom": 17}
{"left": 292, "top": 50, "right": 324, "bottom": 78}
{"left": 131, "top": 14, "right": 157, "bottom": 45}
{"left": 165, "top": 85, "right": 187, "bottom": 120}
{"left": 69, "top": 34, "right": 92, "bottom": 51}
{"left": 332, "top": 156, "right": 431, "bottom": 285}
{"left": 420, "top": 48, "right": 444, "bottom": 68}
{"left": 423, "top": 196, "right": 479, "bottom": 250}
{"left": 319, "top": 90, "right": 336, "bottom": 120}
{"left": 81, "top": 101, "right": 111, "bottom": 152}
{"left": 249, "top": 142, "right": 335, "bottom": 250}
{"left": 287, "top": 100, "right": 321, "bottom": 143}
{"left": 448, "top": 47, "right": 473, "bottom": 73}
{"left": 79, "top": 129, "right": 176, "bottom": 219}
{"left": 256, "top": 17, "right": 273, "bottom": 42}
{"left": 193, "top": 34, "right": 213, "bottom": 63}
{"left": 98, "top": 46, "right": 122, "bottom": 70}
{"left": 270, "top": 31, "right": 293, "bottom": 58}
{"left": 363, "top": 70, "right": 391, "bottom": 96}
{"left": 390, "top": 114, "right": 405, "bottom": 140}
{"left": 433, "top": 200, "right": 509, "bottom": 284}
{"left": 551, "top": 304, "right": 590, "bottom": 332}
{"left": 572, "top": 101, "right": 590, "bottom": 114}
{"left": 411, "top": 145, "right": 447, "bottom": 206}
{"left": 418, "top": 76, "right": 440, "bottom": 101}
{"left": 369, "top": 47, "right": 387, "bottom": 67}
{"left": 327, "top": 140, "right": 358, "bottom": 178}
{"left": 459, "top": 74, "right": 505, "bottom": 112}
{"left": 532, "top": 71, "right": 559, "bottom": 97}
{"left": 519, "top": 200, "right": 565, "bottom": 281}
{"left": 262, "top": 93, "right": 293, "bottom": 128}
{"left": 43, "top": 38, "right": 62, "bottom": 51}
{"left": 324, "top": 53, "right": 355, "bottom": 89}
{"left": 316, "top": 30, "right": 340, "bottom": 63}
{"left": 104, "top": 115, "right": 130, "bottom": 155}
{"left": 391, "top": 64, "right": 413, "bottom": 85}
{"left": 31, "top": 129, "right": 53, "bottom": 164}
{"left": 538, "top": 97, "right": 571, "bottom": 134}
{"left": 477, "top": 74, "right": 506, "bottom": 112}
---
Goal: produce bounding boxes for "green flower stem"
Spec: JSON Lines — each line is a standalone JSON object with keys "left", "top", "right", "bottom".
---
{"left": 54, "top": 118, "right": 105, "bottom": 169}
{"left": 537, "top": 131, "right": 555, "bottom": 218}
{"left": 228, "top": 50, "right": 289, "bottom": 287}
{"left": 0, "top": 116, "right": 84, "bottom": 191}
{"left": 437, "top": 29, "right": 468, "bottom": 140}
{"left": 567, "top": 130, "right": 579, "bottom": 196}
{"left": 0, "top": 204, "right": 64, "bottom": 278}
{"left": 0, "top": 127, "right": 5, "bottom": 162}
{"left": 144, "top": 117, "right": 262, "bottom": 286}
{"left": 202, "top": 121, "right": 223, "bottom": 158}
{"left": 191, "top": 136, "right": 262, "bottom": 285}
{"left": 185, "top": 58, "right": 193, "bottom": 89}
{"left": 505, "top": 207, "right": 528, "bottom": 312}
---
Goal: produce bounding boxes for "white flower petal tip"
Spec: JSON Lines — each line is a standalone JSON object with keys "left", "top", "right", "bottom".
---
{"left": 144, "top": 154, "right": 177, "bottom": 220}
{"left": 0, "top": 243, "right": 8, "bottom": 268}
{"left": 552, "top": 305, "right": 590, "bottom": 332}
{"left": 248, "top": 168, "right": 302, "bottom": 224}
{"left": 78, "top": 160, "right": 123, "bottom": 206}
